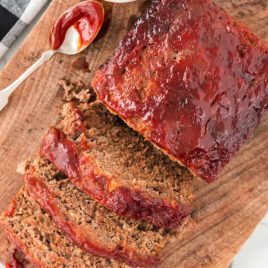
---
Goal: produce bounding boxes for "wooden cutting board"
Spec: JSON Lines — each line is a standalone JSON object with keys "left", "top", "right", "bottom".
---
{"left": 0, "top": 0, "right": 268, "bottom": 267}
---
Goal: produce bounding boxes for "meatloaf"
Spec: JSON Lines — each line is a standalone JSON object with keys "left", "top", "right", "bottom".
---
{"left": 24, "top": 158, "right": 192, "bottom": 267}
{"left": 92, "top": 0, "right": 268, "bottom": 182}
{"left": 40, "top": 101, "right": 194, "bottom": 228}
{"left": 1, "top": 189, "right": 128, "bottom": 268}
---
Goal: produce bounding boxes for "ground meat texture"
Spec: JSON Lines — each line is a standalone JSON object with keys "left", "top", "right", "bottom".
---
{"left": 23, "top": 159, "right": 192, "bottom": 267}
{"left": 40, "top": 101, "right": 194, "bottom": 229}
{"left": 92, "top": 0, "right": 268, "bottom": 182}
{"left": 1, "top": 189, "right": 129, "bottom": 268}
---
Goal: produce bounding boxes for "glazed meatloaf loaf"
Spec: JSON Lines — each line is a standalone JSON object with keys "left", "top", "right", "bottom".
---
{"left": 1, "top": 189, "right": 128, "bottom": 268}
{"left": 92, "top": 0, "right": 268, "bottom": 182}
{"left": 24, "top": 158, "right": 192, "bottom": 267}
{"left": 40, "top": 101, "right": 193, "bottom": 229}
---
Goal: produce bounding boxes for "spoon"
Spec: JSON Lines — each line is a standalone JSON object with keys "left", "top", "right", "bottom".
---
{"left": 0, "top": 0, "right": 104, "bottom": 112}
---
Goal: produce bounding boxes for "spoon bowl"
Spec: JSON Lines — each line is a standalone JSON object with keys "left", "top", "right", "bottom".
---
{"left": 56, "top": 26, "right": 89, "bottom": 55}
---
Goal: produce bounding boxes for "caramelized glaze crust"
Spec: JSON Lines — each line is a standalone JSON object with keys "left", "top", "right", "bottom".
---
{"left": 92, "top": 0, "right": 268, "bottom": 182}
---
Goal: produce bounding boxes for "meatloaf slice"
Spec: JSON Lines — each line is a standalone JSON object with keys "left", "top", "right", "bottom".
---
{"left": 24, "top": 158, "right": 192, "bottom": 267}
{"left": 40, "top": 101, "right": 194, "bottom": 229}
{"left": 92, "top": 0, "right": 268, "bottom": 182}
{"left": 1, "top": 189, "right": 128, "bottom": 268}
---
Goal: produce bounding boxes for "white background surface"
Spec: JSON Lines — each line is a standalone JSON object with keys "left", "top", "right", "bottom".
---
{"left": 0, "top": 2, "right": 268, "bottom": 268}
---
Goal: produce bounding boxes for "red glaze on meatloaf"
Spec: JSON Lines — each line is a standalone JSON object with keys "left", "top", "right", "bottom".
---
{"left": 24, "top": 169, "right": 158, "bottom": 267}
{"left": 92, "top": 0, "right": 268, "bottom": 182}
{"left": 2, "top": 189, "right": 127, "bottom": 268}
{"left": 23, "top": 158, "right": 192, "bottom": 267}
{"left": 39, "top": 102, "right": 192, "bottom": 229}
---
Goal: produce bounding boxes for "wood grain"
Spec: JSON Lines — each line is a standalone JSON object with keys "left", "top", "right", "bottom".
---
{"left": 0, "top": 0, "right": 267, "bottom": 267}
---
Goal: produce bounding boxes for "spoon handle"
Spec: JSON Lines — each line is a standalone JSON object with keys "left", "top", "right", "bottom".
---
{"left": 2, "top": 50, "right": 56, "bottom": 95}
{"left": 0, "top": 50, "right": 56, "bottom": 111}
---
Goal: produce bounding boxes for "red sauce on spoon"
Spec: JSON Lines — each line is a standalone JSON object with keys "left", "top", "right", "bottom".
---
{"left": 50, "top": 0, "right": 104, "bottom": 50}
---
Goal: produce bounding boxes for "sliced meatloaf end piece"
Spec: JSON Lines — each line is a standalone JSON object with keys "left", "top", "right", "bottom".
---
{"left": 0, "top": 188, "right": 128, "bottom": 268}
{"left": 92, "top": 0, "right": 268, "bottom": 182}
{"left": 40, "top": 101, "right": 194, "bottom": 229}
{"left": 24, "top": 158, "right": 193, "bottom": 267}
